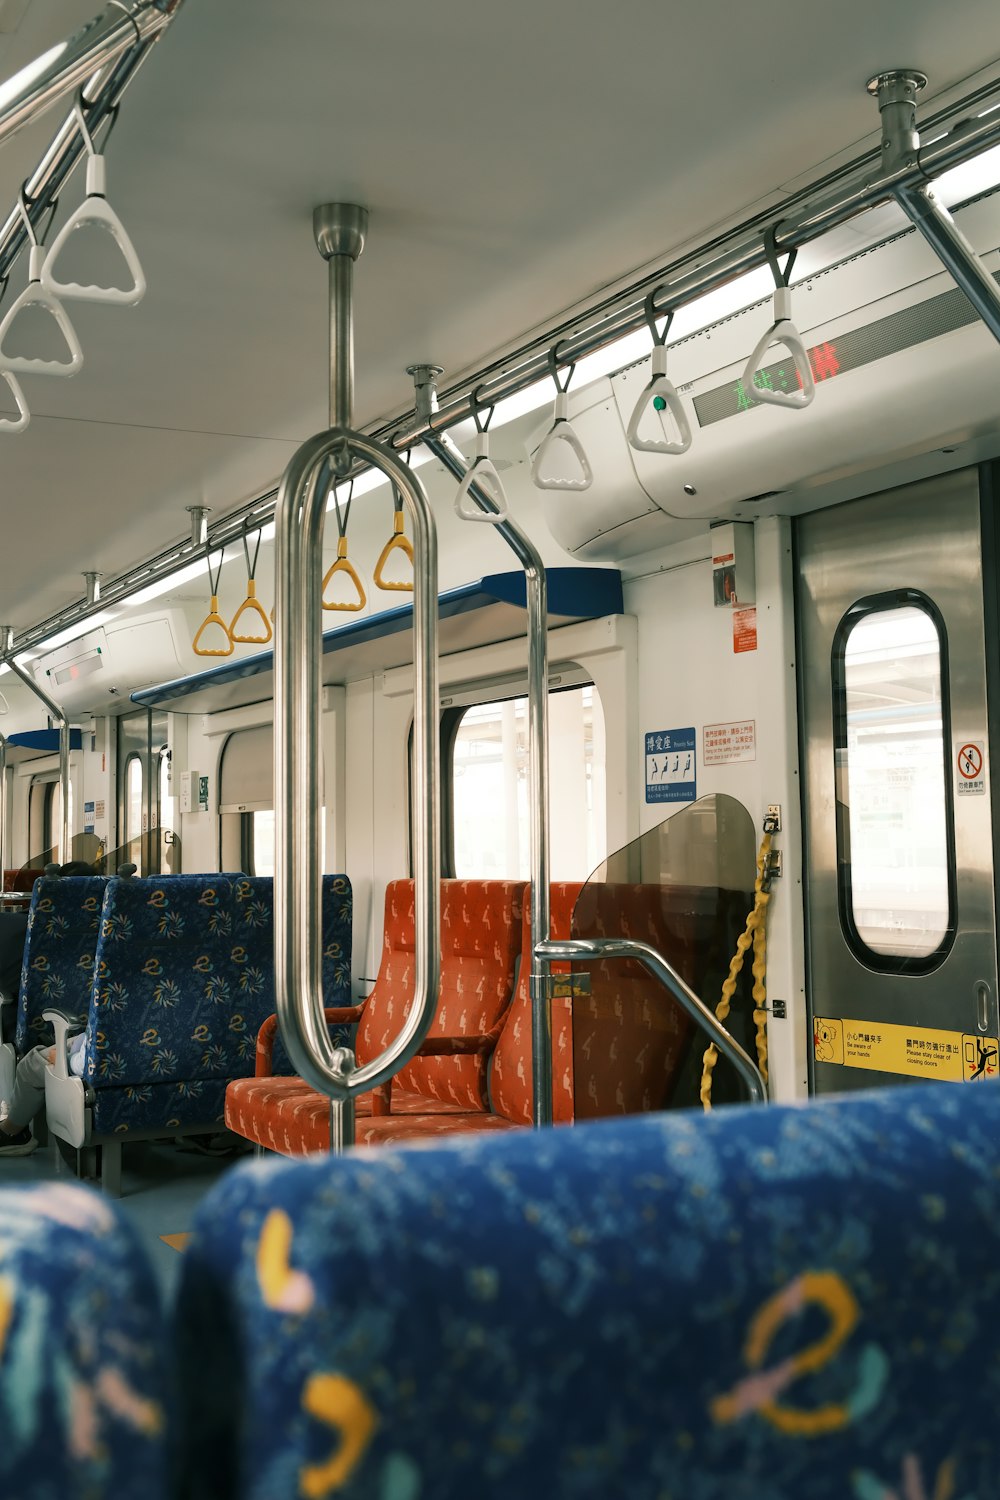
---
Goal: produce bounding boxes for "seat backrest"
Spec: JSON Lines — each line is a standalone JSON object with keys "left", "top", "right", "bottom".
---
{"left": 0, "top": 1182, "right": 168, "bottom": 1499}
{"left": 15, "top": 875, "right": 108, "bottom": 1054}
{"left": 83, "top": 875, "right": 256, "bottom": 1091}
{"left": 358, "top": 879, "right": 523, "bottom": 1110}
{"left": 490, "top": 882, "right": 582, "bottom": 1125}
{"left": 237, "top": 874, "right": 354, "bottom": 1075}
{"left": 173, "top": 1083, "right": 1000, "bottom": 1500}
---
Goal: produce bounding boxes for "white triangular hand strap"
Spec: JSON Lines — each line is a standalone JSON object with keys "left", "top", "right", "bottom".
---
{"left": 0, "top": 245, "right": 84, "bottom": 378}
{"left": 627, "top": 345, "right": 692, "bottom": 454}
{"left": 454, "top": 433, "right": 510, "bottom": 523}
{"left": 41, "top": 155, "right": 145, "bottom": 307}
{"left": 741, "top": 287, "right": 815, "bottom": 410}
{"left": 531, "top": 392, "right": 593, "bottom": 491}
{"left": 0, "top": 370, "right": 29, "bottom": 433}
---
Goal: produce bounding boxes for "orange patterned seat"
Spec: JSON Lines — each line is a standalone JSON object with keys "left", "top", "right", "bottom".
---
{"left": 225, "top": 879, "right": 524, "bottom": 1154}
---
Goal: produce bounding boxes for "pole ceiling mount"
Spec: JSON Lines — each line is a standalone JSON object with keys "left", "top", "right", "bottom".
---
{"left": 866, "top": 69, "right": 928, "bottom": 105}
{"left": 313, "top": 202, "right": 368, "bottom": 262}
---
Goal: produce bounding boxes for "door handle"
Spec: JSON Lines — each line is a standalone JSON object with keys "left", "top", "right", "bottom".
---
{"left": 976, "top": 980, "right": 993, "bottom": 1033}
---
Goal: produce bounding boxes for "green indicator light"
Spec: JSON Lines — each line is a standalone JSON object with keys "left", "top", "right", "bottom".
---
{"left": 653, "top": 395, "right": 667, "bottom": 412}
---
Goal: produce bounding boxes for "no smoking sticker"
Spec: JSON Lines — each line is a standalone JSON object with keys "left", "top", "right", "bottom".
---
{"left": 956, "top": 740, "right": 986, "bottom": 797}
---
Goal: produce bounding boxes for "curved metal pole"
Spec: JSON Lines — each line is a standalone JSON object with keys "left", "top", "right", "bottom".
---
{"left": 274, "top": 430, "right": 439, "bottom": 1113}
{"left": 3, "top": 633, "right": 71, "bottom": 865}
{"left": 424, "top": 424, "right": 554, "bottom": 1127}
{"left": 536, "top": 935, "right": 768, "bottom": 1105}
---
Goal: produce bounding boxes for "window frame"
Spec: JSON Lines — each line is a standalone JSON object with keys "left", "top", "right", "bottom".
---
{"left": 122, "top": 752, "right": 144, "bottom": 848}
{"left": 831, "top": 587, "right": 957, "bottom": 976}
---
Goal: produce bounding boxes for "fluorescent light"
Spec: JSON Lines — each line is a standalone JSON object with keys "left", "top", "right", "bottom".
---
{"left": 34, "top": 610, "right": 120, "bottom": 653}
{"left": 127, "top": 558, "right": 208, "bottom": 608}
{"left": 932, "top": 143, "right": 1000, "bottom": 207}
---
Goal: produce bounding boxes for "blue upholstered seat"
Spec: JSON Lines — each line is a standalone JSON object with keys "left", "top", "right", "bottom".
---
{"left": 0, "top": 1181, "right": 168, "bottom": 1500}
{"left": 174, "top": 1082, "right": 1000, "bottom": 1499}
{"left": 15, "top": 875, "right": 108, "bottom": 1053}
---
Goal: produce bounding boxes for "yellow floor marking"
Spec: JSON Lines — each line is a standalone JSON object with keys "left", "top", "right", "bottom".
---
{"left": 159, "top": 1233, "right": 192, "bottom": 1252}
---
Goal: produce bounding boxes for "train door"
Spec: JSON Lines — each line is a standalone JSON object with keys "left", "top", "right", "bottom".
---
{"left": 798, "top": 468, "right": 1000, "bottom": 1094}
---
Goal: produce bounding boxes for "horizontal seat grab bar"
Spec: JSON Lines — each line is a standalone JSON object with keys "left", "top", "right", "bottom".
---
{"left": 534, "top": 936, "right": 767, "bottom": 1105}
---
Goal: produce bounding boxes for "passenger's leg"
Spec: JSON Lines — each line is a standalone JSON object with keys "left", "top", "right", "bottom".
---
{"left": 1, "top": 1046, "right": 50, "bottom": 1134}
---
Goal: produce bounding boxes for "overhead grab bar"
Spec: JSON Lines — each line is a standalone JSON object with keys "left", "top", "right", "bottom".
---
{"left": 535, "top": 935, "right": 767, "bottom": 1106}
{"left": 275, "top": 204, "right": 440, "bottom": 1151}
{"left": 530, "top": 350, "right": 593, "bottom": 492}
{"left": 229, "top": 526, "right": 271, "bottom": 644}
{"left": 741, "top": 229, "right": 814, "bottom": 411}
{"left": 1, "top": 625, "right": 71, "bottom": 867}
{"left": 0, "top": 191, "right": 84, "bottom": 379}
{"left": 454, "top": 396, "right": 511, "bottom": 524}
{"left": 41, "top": 94, "right": 146, "bottom": 307}
{"left": 626, "top": 290, "right": 692, "bottom": 455}
{"left": 373, "top": 475, "right": 415, "bottom": 592}
{"left": 192, "top": 549, "right": 233, "bottom": 657}
{"left": 322, "top": 478, "right": 366, "bottom": 612}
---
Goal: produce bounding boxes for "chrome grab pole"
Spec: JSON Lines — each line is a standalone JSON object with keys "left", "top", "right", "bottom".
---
{"left": 535, "top": 936, "right": 768, "bottom": 1106}
{"left": 274, "top": 207, "right": 440, "bottom": 1153}
{"left": 870, "top": 70, "right": 1000, "bottom": 347}
{"left": 416, "top": 368, "right": 553, "bottom": 1128}
{"left": 1, "top": 626, "right": 72, "bottom": 865}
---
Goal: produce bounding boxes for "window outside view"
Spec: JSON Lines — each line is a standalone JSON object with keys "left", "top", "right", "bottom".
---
{"left": 452, "top": 685, "right": 606, "bottom": 881}
{"left": 840, "top": 604, "right": 951, "bottom": 959}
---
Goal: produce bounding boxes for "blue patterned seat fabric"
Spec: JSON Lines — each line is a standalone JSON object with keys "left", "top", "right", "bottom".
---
{"left": 15, "top": 876, "right": 108, "bottom": 1055}
{"left": 239, "top": 870, "right": 353, "bottom": 1080}
{"left": 81, "top": 874, "right": 353, "bottom": 1135}
{"left": 0, "top": 1181, "right": 168, "bottom": 1500}
{"left": 174, "top": 1082, "right": 1000, "bottom": 1500}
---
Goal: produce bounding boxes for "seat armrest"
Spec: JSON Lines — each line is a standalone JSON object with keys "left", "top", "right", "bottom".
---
{"left": 255, "top": 1005, "right": 365, "bottom": 1076}
{"left": 43, "top": 1009, "right": 77, "bottom": 1081}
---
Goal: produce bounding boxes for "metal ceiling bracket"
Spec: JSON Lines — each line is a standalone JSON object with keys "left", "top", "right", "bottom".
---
{"left": 870, "top": 69, "right": 1000, "bottom": 346}
{"left": 83, "top": 572, "right": 101, "bottom": 605}
{"left": 186, "top": 505, "right": 209, "bottom": 548}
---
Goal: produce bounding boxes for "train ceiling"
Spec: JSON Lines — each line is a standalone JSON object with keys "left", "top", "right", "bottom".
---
{"left": 0, "top": 0, "right": 997, "bottom": 630}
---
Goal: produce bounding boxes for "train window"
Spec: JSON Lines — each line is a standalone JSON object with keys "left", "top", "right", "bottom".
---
{"left": 123, "top": 754, "right": 143, "bottom": 846}
{"left": 833, "top": 594, "right": 954, "bottom": 969}
{"left": 251, "top": 810, "right": 275, "bottom": 876}
{"left": 449, "top": 683, "right": 606, "bottom": 880}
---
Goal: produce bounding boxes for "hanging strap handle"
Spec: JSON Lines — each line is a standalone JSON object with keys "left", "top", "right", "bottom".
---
{"left": 193, "top": 549, "right": 234, "bottom": 657}
{"left": 374, "top": 448, "right": 415, "bottom": 591}
{"left": 455, "top": 395, "right": 511, "bottom": 523}
{"left": 626, "top": 287, "right": 692, "bottom": 456}
{"left": 41, "top": 97, "right": 146, "bottom": 307}
{"left": 740, "top": 227, "right": 814, "bottom": 411}
{"left": 322, "top": 479, "right": 366, "bottom": 612}
{"left": 0, "top": 189, "right": 84, "bottom": 378}
{"left": 229, "top": 526, "right": 272, "bottom": 644}
{"left": 530, "top": 349, "right": 593, "bottom": 492}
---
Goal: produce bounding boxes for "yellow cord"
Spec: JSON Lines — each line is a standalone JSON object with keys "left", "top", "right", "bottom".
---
{"left": 700, "top": 830, "right": 772, "bottom": 1110}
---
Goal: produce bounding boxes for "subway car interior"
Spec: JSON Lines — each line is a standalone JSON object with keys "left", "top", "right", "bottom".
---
{"left": 2, "top": 2, "right": 1000, "bottom": 1496}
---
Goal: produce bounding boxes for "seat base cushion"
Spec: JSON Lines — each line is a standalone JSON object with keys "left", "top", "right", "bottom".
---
{"left": 225, "top": 1076, "right": 480, "bottom": 1156}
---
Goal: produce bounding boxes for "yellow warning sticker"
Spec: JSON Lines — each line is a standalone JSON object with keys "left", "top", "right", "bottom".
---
{"left": 813, "top": 1017, "right": 1000, "bottom": 1083}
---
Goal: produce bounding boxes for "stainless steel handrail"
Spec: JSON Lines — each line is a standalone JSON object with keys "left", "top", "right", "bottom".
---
{"left": 413, "top": 359, "right": 554, "bottom": 1127}
{"left": 535, "top": 936, "right": 768, "bottom": 1105}
{"left": 1, "top": 627, "right": 72, "bottom": 865}
{"left": 0, "top": 1, "right": 184, "bottom": 286}
{"left": 0, "top": 733, "right": 7, "bottom": 885}
{"left": 274, "top": 206, "right": 440, "bottom": 1152}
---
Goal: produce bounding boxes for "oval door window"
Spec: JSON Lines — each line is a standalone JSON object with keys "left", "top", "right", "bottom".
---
{"left": 833, "top": 594, "right": 956, "bottom": 972}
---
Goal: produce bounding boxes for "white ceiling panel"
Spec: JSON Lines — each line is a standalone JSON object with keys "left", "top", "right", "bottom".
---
{"left": 0, "top": 0, "right": 996, "bottom": 628}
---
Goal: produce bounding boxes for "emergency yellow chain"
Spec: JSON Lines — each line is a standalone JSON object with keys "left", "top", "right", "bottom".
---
{"left": 699, "top": 828, "right": 772, "bottom": 1110}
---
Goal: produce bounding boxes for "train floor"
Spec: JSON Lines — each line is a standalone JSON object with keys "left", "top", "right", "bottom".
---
{"left": 0, "top": 1135, "right": 242, "bottom": 1298}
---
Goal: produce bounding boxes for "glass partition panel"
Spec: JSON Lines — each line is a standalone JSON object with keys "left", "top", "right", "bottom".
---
{"left": 569, "top": 794, "right": 758, "bottom": 1114}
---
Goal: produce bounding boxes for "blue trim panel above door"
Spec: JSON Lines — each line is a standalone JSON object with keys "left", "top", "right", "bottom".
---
{"left": 131, "top": 568, "right": 624, "bottom": 714}
{"left": 7, "top": 729, "right": 83, "bottom": 756}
